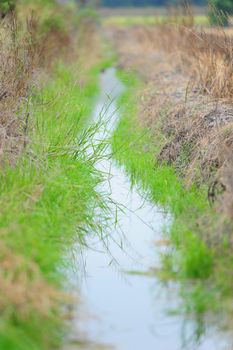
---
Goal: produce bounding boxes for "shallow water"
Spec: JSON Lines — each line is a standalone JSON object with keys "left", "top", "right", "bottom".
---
{"left": 68, "top": 68, "right": 231, "bottom": 350}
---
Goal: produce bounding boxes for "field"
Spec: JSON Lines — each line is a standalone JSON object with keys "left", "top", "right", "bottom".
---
{"left": 98, "top": 5, "right": 206, "bottom": 16}
{"left": 1, "top": 1, "right": 233, "bottom": 349}
{"left": 100, "top": 6, "right": 208, "bottom": 25}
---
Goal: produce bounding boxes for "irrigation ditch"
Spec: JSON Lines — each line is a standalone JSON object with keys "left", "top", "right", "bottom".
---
{"left": 64, "top": 67, "right": 231, "bottom": 350}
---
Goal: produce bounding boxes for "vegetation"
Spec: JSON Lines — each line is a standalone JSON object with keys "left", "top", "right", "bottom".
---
{"left": 109, "top": 12, "right": 233, "bottom": 337}
{"left": 102, "top": 14, "right": 208, "bottom": 25}
{"left": 208, "top": 0, "right": 233, "bottom": 25}
{"left": 0, "top": 1, "right": 109, "bottom": 349}
{"left": 112, "top": 72, "right": 214, "bottom": 277}
{"left": 0, "top": 63, "right": 104, "bottom": 350}
{"left": 101, "top": 0, "right": 207, "bottom": 7}
{"left": 2, "top": 0, "right": 233, "bottom": 347}
{"left": 111, "top": 69, "right": 230, "bottom": 341}
{"left": 210, "top": 0, "right": 233, "bottom": 15}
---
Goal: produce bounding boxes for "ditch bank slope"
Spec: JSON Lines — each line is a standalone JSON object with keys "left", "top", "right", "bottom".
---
{"left": 110, "top": 24, "right": 233, "bottom": 336}
{"left": 0, "top": 3, "right": 107, "bottom": 349}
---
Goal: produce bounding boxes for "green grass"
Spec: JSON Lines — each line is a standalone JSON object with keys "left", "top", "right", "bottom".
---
{"left": 112, "top": 74, "right": 213, "bottom": 279}
{"left": 0, "top": 61, "right": 107, "bottom": 350}
{"left": 103, "top": 15, "right": 209, "bottom": 26}
{"left": 111, "top": 69, "right": 231, "bottom": 336}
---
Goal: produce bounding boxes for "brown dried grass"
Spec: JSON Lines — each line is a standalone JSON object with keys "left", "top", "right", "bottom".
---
{"left": 0, "top": 5, "right": 78, "bottom": 166}
{"left": 0, "top": 242, "right": 67, "bottom": 319}
{"left": 0, "top": 14, "right": 40, "bottom": 164}
{"left": 109, "top": 22, "right": 233, "bottom": 218}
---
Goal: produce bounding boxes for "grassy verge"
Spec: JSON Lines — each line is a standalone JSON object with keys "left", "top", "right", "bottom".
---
{"left": 102, "top": 15, "right": 209, "bottom": 26}
{"left": 0, "top": 59, "right": 106, "bottom": 349}
{"left": 112, "top": 70, "right": 232, "bottom": 338}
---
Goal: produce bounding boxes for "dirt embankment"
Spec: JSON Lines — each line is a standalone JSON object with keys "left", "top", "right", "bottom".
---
{"left": 108, "top": 24, "right": 233, "bottom": 228}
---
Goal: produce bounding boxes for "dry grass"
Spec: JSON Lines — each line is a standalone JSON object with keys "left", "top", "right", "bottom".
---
{"left": 0, "top": 242, "right": 66, "bottom": 319}
{"left": 0, "top": 4, "right": 80, "bottom": 166}
{"left": 108, "top": 21, "right": 233, "bottom": 219}
{"left": 0, "top": 14, "right": 40, "bottom": 164}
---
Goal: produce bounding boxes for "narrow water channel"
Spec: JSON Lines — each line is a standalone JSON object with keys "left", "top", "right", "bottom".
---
{"left": 68, "top": 68, "right": 230, "bottom": 350}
